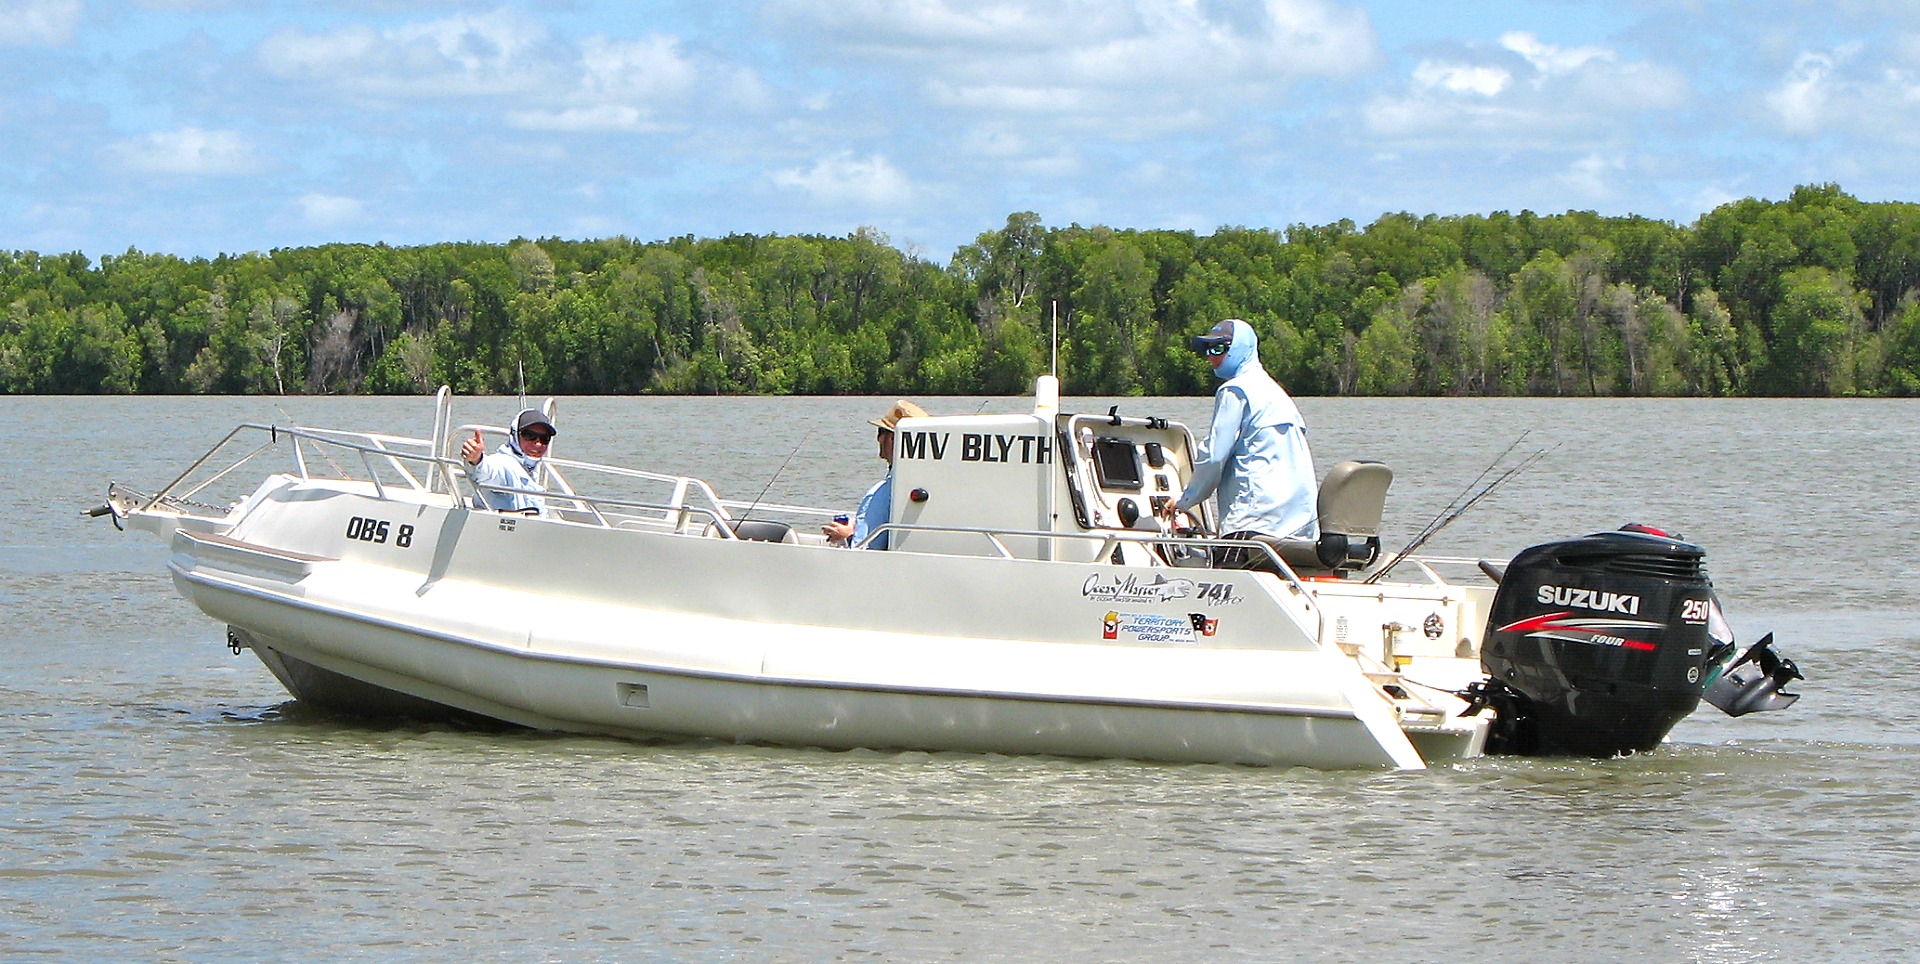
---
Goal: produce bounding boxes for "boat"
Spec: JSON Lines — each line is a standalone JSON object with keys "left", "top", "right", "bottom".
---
{"left": 92, "top": 379, "right": 1804, "bottom": 770}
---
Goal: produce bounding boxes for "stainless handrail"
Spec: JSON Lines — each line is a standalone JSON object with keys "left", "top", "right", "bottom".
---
{"left": 129, "top": 422, "right": 744, "bottom": 537}
{"left": 862, "top": 519, "right": 1324, "bottom": 591}
{"left": 137, "top": 425, "right": 279, "bottom": 513}
{"left": 862, "top": 520, "right": 1326, "bottom": 639}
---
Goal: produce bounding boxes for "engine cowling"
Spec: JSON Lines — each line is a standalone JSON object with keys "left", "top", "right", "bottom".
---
{"left": 1477, "top": 530, "right": 1717, "bottom": 756}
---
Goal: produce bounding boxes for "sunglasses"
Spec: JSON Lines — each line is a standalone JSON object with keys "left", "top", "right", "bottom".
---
{"left": 520, "top": 430, "right": 554, "bottom": 443}
{"left": 1205, "top": 344, "right": 1230, "bottom": 357}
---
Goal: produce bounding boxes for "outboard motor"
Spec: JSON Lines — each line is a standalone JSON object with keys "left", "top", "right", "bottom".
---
{"left": 1474, "top": 529, "right": 1720, "bottom": 756}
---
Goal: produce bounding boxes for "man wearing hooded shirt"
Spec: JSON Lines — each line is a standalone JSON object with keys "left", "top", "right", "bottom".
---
{"left": 461, "top": 408, "right": 556, "bottom": 514}
{"left": 1161, "top": 318, "right": 1318, "bottom": 564}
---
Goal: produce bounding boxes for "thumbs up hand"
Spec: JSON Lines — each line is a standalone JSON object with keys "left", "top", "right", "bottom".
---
{"left": 461, "top": 429, "right": 484, "bottom": 466}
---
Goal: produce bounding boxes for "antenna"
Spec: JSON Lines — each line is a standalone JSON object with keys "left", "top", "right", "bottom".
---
{"left": 1050, "top": 300, "right": 1059, "bottom": 376}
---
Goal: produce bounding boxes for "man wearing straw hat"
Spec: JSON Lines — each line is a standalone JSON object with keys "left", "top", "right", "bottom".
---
{"left": 824, "top": 399, "right": 926, "bottom": 550}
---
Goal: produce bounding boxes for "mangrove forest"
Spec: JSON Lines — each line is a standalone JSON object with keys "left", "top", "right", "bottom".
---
{"left": 6, "top": 182, "right": 1920, "bottom": 397}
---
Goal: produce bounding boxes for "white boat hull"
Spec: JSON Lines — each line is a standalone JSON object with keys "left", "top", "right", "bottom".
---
{"left": 163, "top": 480, "right": 1481, "bottom": 770}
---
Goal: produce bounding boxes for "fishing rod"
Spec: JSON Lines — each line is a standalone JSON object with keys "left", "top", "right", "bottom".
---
{"left": 1365, "top": 433, "right": 1530, "bottom": 575}
{"left": 736, "top": 429, "right": 813, "bottom": 524}
{"left": 1364, "top": 437, "right": 1556, "bottom": 584}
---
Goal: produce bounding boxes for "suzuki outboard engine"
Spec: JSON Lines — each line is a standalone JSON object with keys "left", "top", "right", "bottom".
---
{"left": 1475, "top": 529, "right": 1718, "bottom": 756}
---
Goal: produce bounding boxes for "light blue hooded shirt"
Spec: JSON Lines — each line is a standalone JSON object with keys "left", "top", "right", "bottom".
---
{"left": 1176, "top": 319, "right": 1318, "bottom": 540}
{"left": 470, "top": 412, "right": 547, "bottom": 513}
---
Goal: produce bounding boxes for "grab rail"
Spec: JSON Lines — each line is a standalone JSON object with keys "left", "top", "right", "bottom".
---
{"left": 860, "top": 521, "right": 1326, "bottom": 633}
{"left": 128, "top": 422, "right": 744, "bottom": 536}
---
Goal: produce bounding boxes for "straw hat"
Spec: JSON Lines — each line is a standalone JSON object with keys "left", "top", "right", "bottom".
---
{"left": 869, "top": 399, "right": 927, "bottom": 431}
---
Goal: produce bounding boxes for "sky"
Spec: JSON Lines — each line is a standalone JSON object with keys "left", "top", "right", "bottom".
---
{"left": 3, "top": 0, "right": 1917, "bottom": 262}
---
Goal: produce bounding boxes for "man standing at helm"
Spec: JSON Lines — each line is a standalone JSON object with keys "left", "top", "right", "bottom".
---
{"left": 461, "top": 408, "right": 556, "bottom": 514}
{"left": 1161, "top": 318, "right": 1318, "bottom": 560}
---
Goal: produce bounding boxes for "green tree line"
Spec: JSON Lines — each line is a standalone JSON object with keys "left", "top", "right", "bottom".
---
{"left": 7, "top": 182, "right": 1920, "bottom": 397}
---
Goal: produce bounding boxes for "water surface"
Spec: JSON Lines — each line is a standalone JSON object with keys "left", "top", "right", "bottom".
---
{"left": 4, "top": 394, "right": 1914, "bottom": 961}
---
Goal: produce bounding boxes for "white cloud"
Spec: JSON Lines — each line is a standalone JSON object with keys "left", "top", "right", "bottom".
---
{"left": 108, "top": 127, "right": 261, "bottom": 176}
{"left": 254, "top": 13, "right": 759, "bottom": 141}
{"left": 509, "top": 104, "right": 650, "bottom": 132}
{"left": 0, "top": 0, "right": 78, "bottom": 46}
{"left": 772, "top": 152, "right": 913, "bottom": 205}
{"left": 258, "top": 11, "right": 560, "bottom": 99}
{"left": 580, "top": 35, "right": 695, "bottom": 101}
{"left": 1413, "top": 61, "right": 1510, "bottom": 97}
{"left": 1501, "top": 31, "right": 1610, "bottom": 77}
{"left": 298, "top": 192, "right": 364, "bottom": 226}
{"left": 953, "top": 126, "right": 1081, "bottom": 178}
{"left": 1365, "top": 32, "right": 1687, "bottom": 149}
{"left": 780, "top": 0, "right": 1064, "bottom": 51}
{"left": 771, "top": 0, "right": 1378, "bottom": 135}
{"left": 258, "top": 23, "right": 379, "bottom": 76}
{"left": 1561, "top": 153, "right": 1625, "bottom": 197}
{"left": 505, "top": 34, "right": 701, "bottom": 132}
{"left": 1761, "top": 47, "right": 1912, "bottom": 138}
{"left": 1766, "top": 52, "right": 1843, "bottom": 133}
{"left": 928, "top": 81, "right": 1089, "bottom": 114}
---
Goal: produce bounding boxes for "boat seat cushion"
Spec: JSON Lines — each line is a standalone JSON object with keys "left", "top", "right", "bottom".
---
{"left": 1247, "top": 532, "right": 1381, "bottom": 574}
{"left": 729, "top": 519, "right": 797, "bottom": 543}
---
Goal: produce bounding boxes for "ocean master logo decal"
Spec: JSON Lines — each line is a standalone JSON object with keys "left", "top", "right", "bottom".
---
{"left": 1082, "top": 573, "right": 1195, "bottom": 604}
{"left": 1082, "top": 574, "right": 1244, "bottom": 606}
{"left": 1495, "top": 612, "right": 1664, "bottom": 652}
